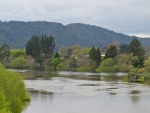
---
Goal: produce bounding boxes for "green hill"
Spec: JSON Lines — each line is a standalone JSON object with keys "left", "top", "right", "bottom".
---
{"left": 0, "top": 21, "right": 149, "bottom": 50}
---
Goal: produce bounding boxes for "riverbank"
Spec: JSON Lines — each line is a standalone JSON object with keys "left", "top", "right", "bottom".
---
{"left": 0, "top": 64, "right": 30, "bottom": 113}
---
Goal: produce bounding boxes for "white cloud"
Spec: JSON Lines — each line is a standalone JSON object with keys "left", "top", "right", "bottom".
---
{"left": 0, "top": 0, "right": 150, "bottom": 36}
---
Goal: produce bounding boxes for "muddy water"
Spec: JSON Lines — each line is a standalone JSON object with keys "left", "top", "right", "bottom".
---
{"left": 8, "top": 70, "right": 150, "bottom": 113}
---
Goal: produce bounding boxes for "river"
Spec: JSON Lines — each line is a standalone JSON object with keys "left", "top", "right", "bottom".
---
{"left": 8, "top": 69, "right": 150, "bottom": 113}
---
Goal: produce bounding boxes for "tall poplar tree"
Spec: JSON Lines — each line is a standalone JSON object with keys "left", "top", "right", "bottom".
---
{"left": 89, "top": 46, "right": 101, "bottom": 68}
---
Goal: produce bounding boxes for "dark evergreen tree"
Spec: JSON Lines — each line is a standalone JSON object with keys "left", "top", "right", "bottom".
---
{"left": 119, "top": 44, "right": 128, "bottom": 54}
{"left": 127, "top": 38, "right": 145, "bottom": 67}
{"left": 104, "top": 45, "right": 117, "bottom": 59}
{"left": 89, "top": 46, "right": 96, "bottom": 61}
{"left": 26, "top": 34, "right": 55, "bottom": 58}
{"left": 89, "top": 46, "right": 101, "bottom": 68}
{"left": 54, "top": 52, "right": 60, "bottom": 58}
{"left": 95, "top": 48, "right": 101, "bottom": 67}
{"left": 26, "top": 35, "right": 41, "bottom": 58}
{"left": 40, "top": 34, "right": 55, "bottom": 55}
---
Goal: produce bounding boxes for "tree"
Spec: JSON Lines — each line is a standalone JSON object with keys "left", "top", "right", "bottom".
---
{"left": 127, "top": 38, "right": 145, "bottom": 67}
{"left": 10, "top": 56, "right": 29, "bottom": 69}
{"left": 119, "top": 44, "right": 128, "bottom": 54}
{"left": 144, "top": 56, "right": 150, "bottom": 71}
{"left": 51, "top": 58, "right": 60, "bottom": 71}
{"left": 26, "top": 34, "right": 55, "bottom": 58}
{"left": 0, "top": 44, "right": 10, "bottom": 67}
{"left": 26, "top": 35, "right": 41, "bottom": 58}
{"left": 80, "top": 47, "right": 90, "bottom": 55}
{"left": 59, "top": 46, "right": 68, "bottom": 56}
{"left": 54, "top": 52, "right": 60, "bottom": 58}
{"left": 104, "top": 45, "right": 117, "bottom": 59}
{"left": 89, "top": 46, "right": 96, "bottom": 61}
{"left": 102, "top": 42, "right": 120, "bottom": 54}
{"left": 40, "top": 34, "right": 55, "bottom": 55}
{"left": 0, "top": 63, "right": 30, "bottom": 113}
{"left": 96, "top": 58, "right": 114, "bottom": 72}
{"left": 10, "top": 49, "right": 26, "bottom": 58}
{"left": 89, "top": 46, "right": 101, "bottom": 68}
{"left": 114, "top": 54, "right": 134, "bottom": 72}
{"left": 95, "top": 48, "right": 101, "bottom": 67}
{"left": 69, "top": 57, "right": 78, "bottom": 68}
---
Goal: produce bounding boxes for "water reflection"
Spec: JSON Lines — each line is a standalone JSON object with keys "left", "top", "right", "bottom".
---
{"left": 130, "top": 90, "right": 141, "bottom": 104}
{"left": 7, "top": 69, "right": 150, "bottom": 113}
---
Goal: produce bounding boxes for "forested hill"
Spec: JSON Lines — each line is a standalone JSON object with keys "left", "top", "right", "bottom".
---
{"left": 0, "top": 21, "right": 150, "bottom": 50}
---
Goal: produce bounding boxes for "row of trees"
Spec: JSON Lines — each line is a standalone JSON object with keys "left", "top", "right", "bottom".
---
{"left": 26, "top": 34, "right": 55, "bottom": 58}
{"left": 3, "top": 35, "right": 147, "bottom": 73}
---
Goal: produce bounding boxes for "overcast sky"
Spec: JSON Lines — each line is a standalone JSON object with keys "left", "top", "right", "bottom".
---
{"left": 0, "top": 0, "right": 150, "bottom": 37}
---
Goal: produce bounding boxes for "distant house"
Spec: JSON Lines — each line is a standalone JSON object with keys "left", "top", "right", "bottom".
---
{"left": 101, "top": 54, "right": 105, "bottom": 57}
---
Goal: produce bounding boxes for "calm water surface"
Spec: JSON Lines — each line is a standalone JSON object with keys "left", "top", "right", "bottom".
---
{"left": 8, "top": 69, "right": 150, "bottom": 113}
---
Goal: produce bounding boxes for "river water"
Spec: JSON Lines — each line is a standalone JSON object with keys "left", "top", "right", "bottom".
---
{"left": 8, "top": 69, "right": 150, "bottom": 113}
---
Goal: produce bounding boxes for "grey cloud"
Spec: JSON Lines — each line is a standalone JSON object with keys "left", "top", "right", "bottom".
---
{"left": 0, "top": 0, "right": 150, "bottom": 36}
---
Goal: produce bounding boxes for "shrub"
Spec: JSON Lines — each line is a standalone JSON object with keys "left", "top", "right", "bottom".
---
{"left": 0, "top": 63, "right": 30, "bottom": 113}
{"left": 10, "top": 56, "right": 29, "bottom": 69}
{"left": 137, "top": 68, "right": 146, "bottom": 74}
{"left": 77, "top": 63, "right": 93, "bottom": 72}
{"left": 96, "top": 58, "right": 114, "bottom": 72}
{"left": 10, "top": 49, "right": 26, "bottom": 58}
{"left": 57, "top": 61, "right": 68, "bottom": 71}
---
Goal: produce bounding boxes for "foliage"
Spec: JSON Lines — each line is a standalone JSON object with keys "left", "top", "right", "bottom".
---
{"left": 59, "top": 46, "right": 68, "bottom": 56}
{"left": 102, "top": 42, "right": 120, "bottom": 54}
{"left": 137, "top": 68, "right": 146, "bottom": 74}
{"left": 144, "top": 56, "right": 150, "bottom": 72}
{"left": 80, "top": 47, "right": 90, "bottom": 55}
{"left": 0, "top": 63, "right": 30, "bottom": 113}
{"left": 40, "top": 34, "right": 55, "bottom": 55}
{"left": 89, "top": 46, "right": 101, "bottom": 68}
{"left": 51, "top": 58, "right": 60, "bottom": 71}
{"left": 127, "top": 38, "right": 145, "bottom": 67}
{"left": 54, "top": 52, "right": 60, "bottom": 58}
{"left": 0, "top": 44, "right": 10, "bottom": 67}
{"left": 35, "top": 56, "right": 44, "bottom": 67}
{"left": 96, "top": 58, "right": 114, "bottom": 72}
{"left": 57, "top": 61, "right": 68, "bottom": 71}
{"left": 69, "top": 57, "right": 78, "bottom": 68}
{"left": 10, "top": 49, "right": 26, "bottom": 58}
{"left": 10, "top": 56, "right": 29, "bottom": 69}
{"left": 72, "top": 49, "right": 80, "bottom": 57}
{"left": 26, "top": 35, "right": 41, "bottom": 58}
{"left": 77, "top": 63, "right": 94, "bottom": 72}
{"left": 26, "top": 34, "right": 55, "bottom": 58}
{"left": 119, "top": 63, "right": 133, "bottom": 72}
{"left": 115, "top": 54, "right": 134, "bottom": 72}
{"left": 119, "top": 44, "right": 128, "bottom": 54}
{"left": 104, "top": 45, "right": 117, "bottom": 59}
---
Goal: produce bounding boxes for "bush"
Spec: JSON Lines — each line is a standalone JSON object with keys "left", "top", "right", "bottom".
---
{"left": 119, "top": 63, "right": 133, "bottom": 72}
{"left": 96, "top": 58, "right": 114, "bottom": 72}
{"left": 0, "top": 63, "right": 30, "bottom": 113}
{"left": 137, "top": 68, "right": 146, "bottom": 74}
{"left": 77, "top": 63, "right": 93, "bottom": 72}
{"left": 57, "top": 61, "right": 68, "bottom": 71}
{"left": 10, "top": 49, "right": 26, "bottom": 58}
{"left": 10, "top": 56, "right": 29, "bottom": 69}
